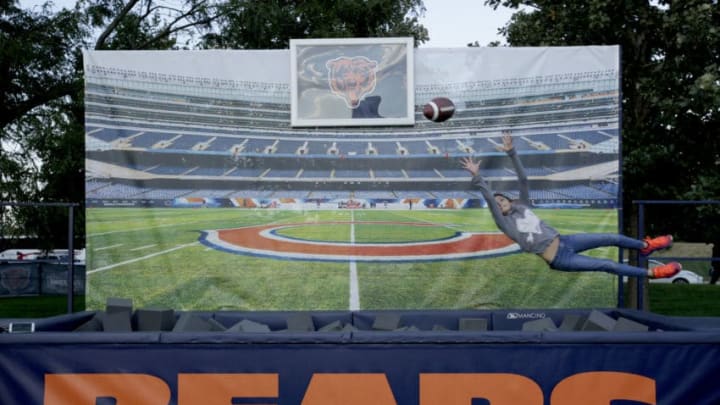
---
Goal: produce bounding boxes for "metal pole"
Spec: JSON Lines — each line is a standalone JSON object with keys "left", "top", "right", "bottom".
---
{"left": 636, "top": 202, "right": 646, "bottom": 310}
{"left": 616, "top": 54, "right": 625, "bottom": 309}
{"left": 67, "top": 206, "right": 75, "bottom": 314}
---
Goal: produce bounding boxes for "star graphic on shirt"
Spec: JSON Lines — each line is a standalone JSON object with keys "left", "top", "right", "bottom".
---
{"left": 515, "top": 209, "right": 542, "bottom": 243}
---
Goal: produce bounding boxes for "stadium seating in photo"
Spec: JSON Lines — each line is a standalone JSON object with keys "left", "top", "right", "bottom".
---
{"left": 84, "top": 73, "right": 620, "bottom": 206}
{"left": 87, "top": 123, "right": 618, "bottom": 157}
{"left": 85, "top": 82, "right": 618, "bottom": 135}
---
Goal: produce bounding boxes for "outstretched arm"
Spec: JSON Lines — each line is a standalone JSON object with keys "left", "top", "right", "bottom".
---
{"left": 460, "top": 156, "right": 513, "bottom": 234}
{"left": 502, "top": 131, "right": 530, "bottom": 204}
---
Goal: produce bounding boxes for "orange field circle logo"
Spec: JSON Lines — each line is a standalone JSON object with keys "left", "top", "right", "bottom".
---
{"left": 200, "top": 221, "right": 519, "bottom": 262}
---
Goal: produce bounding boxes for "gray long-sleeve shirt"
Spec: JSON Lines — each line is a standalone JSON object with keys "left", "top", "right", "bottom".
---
{"left": 471, "top": 148, "right": 559, "bottom": 254}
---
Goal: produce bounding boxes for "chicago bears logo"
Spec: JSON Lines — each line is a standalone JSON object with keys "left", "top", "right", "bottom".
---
{"left": 326, "top": 56, "right": 378, "bottom": 109}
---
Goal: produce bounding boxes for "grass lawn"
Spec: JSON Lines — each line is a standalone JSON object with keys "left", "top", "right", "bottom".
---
{"left": 0, "top": 296, "right": 85, "bottom": 318}
{"left": 646, "top": 284, "right": 720, "bottom": 317}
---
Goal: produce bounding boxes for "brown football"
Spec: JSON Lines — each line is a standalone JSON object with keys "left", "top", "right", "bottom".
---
{"left": 423, "top": 97, "right": 455, "bottom": 122}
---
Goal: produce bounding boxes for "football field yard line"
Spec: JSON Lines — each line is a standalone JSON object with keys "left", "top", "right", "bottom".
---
{"left": 349, "top": 211, "right": 360, "bottom": 310}
{"left": 94, "top": 243, "right": 124, "bottom": 251}
{"left": 392, "top": 210, "right": 465, "bottom": 230}
{"left": 87, "top": 220, "right": 200, "bottom": 237}
{"left": 87, "top": 242, "right": 200, "bottom": 274}
{"left": 349, "top": 261, "right": 359, "bottom": 311}
{"left": 386, "top": 212, "right": 472, "bottom": 239}
{"left": 130, "top": 244, "right": 158, "bottom": 251}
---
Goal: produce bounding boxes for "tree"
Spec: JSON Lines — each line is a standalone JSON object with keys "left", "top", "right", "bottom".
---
{"left": 0, "top": 2, "right": 84, "bottom": 130}
{"left": 1, "top": 1, "right": 85, "bottom": 249}
{"left": 84, "top": 0, "right": 221, "bottom": 50}
{"left": 1, "top": 0, "right": 224, "bottom": 248}
{"left": 203, "top": 0, "right": 428, "bottom": 49}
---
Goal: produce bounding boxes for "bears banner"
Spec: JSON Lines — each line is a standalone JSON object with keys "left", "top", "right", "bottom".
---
{"left": 5, "top": 339, "right": 719, "bottom": 405}
{"left": 83, "top": 44, "right": 621, "bottom": 311}
{"left": 2, "top": 307, "right": 720, "bottom": 405}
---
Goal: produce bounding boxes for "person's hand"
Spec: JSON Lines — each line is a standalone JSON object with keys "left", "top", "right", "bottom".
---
{"left": 501, "top": 130, "right": 514, "bottom": 152}
{"left": 460, "top": 156, "right": 480, "bottom": 176}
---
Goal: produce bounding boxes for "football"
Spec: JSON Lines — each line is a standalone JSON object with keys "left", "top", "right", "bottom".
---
{"left": 423, "top": 97, "right": 455, "bottom": 122}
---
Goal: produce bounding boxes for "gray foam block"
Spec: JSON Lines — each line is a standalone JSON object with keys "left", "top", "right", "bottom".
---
{"left": 372, "top": 313, "right": 401, "bottom": 331}
{"left": 226, "top": 319, "right": 271, "bottom": 333}
{"left": 521, "top": 317, "right": 558, "bottom": 332}
{"left": 613, "top": 317, "right": 650, "bottom": 332}
{"left": 459, "top": 318, "right": 488, "bottom": 331}
{"left": 135, "top": 308, "right": 176, "bottom": 331}
{"left": 286, "top": 313, "right": 315, "bottom": 332}
{"left": 318, "top": 320, "right": 344, "bottom": 332}
{"left": 559, "top": 314, "right": 586, "bottom": 331}
{"left": 341, "top": 323, "right": 358, "bottom": 332}
{"left": 207, "top": 318, "right": 227, "bottom": 331}
{"left": 106, "top": 297, "right": 133, "bottom": 315}
{"left": 581, "top": 310, "right": 617, "bottom": 331}
{"left": 102, "top": 311, "right": 132, "bottom": 332}
{"left": 74, "top": 315, "right": 103, "bottom": 332}
{"left": 172, "top": 313, "right": 225, "bottom": 332}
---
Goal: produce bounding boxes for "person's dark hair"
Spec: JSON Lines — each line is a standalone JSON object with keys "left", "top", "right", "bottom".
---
{"left": 493, "top": 192, "right": 514, "bottom": 201}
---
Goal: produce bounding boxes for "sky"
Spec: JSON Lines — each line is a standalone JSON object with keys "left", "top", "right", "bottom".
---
{"left": 419, "top": 0, "right": 518, "bottom": 47}
{"left": 19, "top": 0, "right": 519, "bottom": 48}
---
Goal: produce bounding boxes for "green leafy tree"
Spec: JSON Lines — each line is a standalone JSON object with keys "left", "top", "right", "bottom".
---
{"left": 0, "top": 2, "right": 84, "bottom": 130}
{"left": 203, "top": 0, "right": 428, "bottom": 49}
{"left": 1, "top": 0, "right": 222, "bottom": 248}
{"left": 1, "top": 1, "right": 85, "bottom": 249}
{"left": 84, "top": 0, "right": 221, "bottom": 50}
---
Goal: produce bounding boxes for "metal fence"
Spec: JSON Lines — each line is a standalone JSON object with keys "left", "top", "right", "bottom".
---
{"left": 631, "top": 200, "right": 719, "bottom": 310}
{"left": 0, "top": 201, "right": 80, "bottom": 313}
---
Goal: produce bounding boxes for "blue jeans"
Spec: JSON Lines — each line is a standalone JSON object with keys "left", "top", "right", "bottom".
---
{"left": 549, "top": 233, "right": 648, "bottom": 277}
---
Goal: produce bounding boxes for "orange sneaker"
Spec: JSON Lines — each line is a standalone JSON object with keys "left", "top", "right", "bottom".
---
{"left": 651, "top": 262, "right": 682, "bottom": 279}
{"left": 640, "top": 235, "right": 673, "bottom": 256}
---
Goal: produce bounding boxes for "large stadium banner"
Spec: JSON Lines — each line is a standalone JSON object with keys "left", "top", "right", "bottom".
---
{"left": 83, "top": 45, "right": 621, "bottom": 312}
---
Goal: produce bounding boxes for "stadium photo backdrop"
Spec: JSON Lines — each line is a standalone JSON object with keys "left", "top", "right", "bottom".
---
{"left": 83, "top": 45, "right": 621, "bottom": 311}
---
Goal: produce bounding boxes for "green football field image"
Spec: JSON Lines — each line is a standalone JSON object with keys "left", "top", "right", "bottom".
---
{"left": 86, "top": 207, "right": 621, "bottom": 311}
